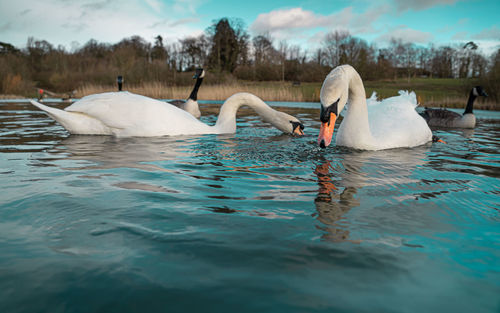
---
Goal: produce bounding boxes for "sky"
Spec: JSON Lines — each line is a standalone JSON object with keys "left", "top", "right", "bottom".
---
{"left": 1, "top": 0, "right": 499, "bottom": 55}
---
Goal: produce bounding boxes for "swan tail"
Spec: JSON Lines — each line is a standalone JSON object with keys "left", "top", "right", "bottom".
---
{"left": 30, "top": 100, "right": 112, "bottom": 135}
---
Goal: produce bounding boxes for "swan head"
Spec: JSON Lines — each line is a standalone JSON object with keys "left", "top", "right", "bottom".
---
{"left": 270, "top": 111, "right": 304, "bottom": 136}
{"left": 318, "top": 68, "right": 349, "bottom": 148}
{"left": 193, "top": 68, "right": 205, "bottom": 79}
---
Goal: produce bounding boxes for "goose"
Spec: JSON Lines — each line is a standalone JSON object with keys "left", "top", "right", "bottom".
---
{"left": 167, "top": 68, "right": 204, "bottom": 118}
{"left": 317, "top": 64, "right": 433, "bottom": 150}
{"left": 419, "top": 86, "right": 487, "bottom": 128}
{"left": 30, "top": 92, "right": 304, "bottom": 137}
{"left": 117, "top": 75, "right": 123, "bottom": 91}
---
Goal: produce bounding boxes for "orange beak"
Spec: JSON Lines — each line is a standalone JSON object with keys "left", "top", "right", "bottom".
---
{"left": 293, "top": 127, "right": 304, "bottom": 136}
{"left": 437, "top": 139, "right": 447, "bottom": 144}
{"left": 318, "top": 113, "right": 337, "bottom": 148}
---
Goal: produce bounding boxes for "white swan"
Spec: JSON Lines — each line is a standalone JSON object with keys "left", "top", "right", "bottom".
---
{"left": 167, "top": 68, "right": 204, "bottom": 118}
{"left": 419, "top": 86, "right": 487, "bottom": 128}
{"left": 318, "top": 65, "right": 432, "bottom": 150}
{"left": 30, "top": 92, "right": 304, "bottom": 137}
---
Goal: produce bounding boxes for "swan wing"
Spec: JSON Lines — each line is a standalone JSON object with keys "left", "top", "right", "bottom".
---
{"left": 368, "top": 91, "right": 432, "bottom": 148}
{"left": 65, "top": 92, "right": 210, "bottom": 136}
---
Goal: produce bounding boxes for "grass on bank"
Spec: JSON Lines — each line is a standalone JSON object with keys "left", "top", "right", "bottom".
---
{"left": 76, "top": 78, "right": 498, "bottom": 110}
{"left": 3, "top": 77, "right": 496, "bottom": 110}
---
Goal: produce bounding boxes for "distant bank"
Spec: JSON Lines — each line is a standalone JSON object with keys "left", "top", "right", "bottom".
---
{"left": 1, "top": 78, "right": 498, "bottom": 110}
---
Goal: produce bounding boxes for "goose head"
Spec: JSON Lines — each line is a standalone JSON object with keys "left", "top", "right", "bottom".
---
{"left": 318, "top": 72, "right": 349, "bottom": 148}
{"left": 473, "top": 86, "right": 488, "bottom": 97}
{"left": 193, "top": 68, "right": 205, "bottom": 79}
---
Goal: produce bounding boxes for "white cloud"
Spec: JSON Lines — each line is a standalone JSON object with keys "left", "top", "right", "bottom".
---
{"left": 172, "top": 0, "right": 205, "bottom": 15}
{"left": 473, "top": 26, "right": 500, "bottom": 40}
{"left": 145, "top": 0, "right": 163, "bottom": 13}
{"left": 396, "top": 0, "right": 461, "bottom": 12}
{"left": 250, "top": 5, "right": 390, "bottom": 37}
{"left": 0, "top": 0, "right": 203, "bottom": 48}
{"left": 250, "top": 7, "right": 343, "bottom": 34}
{"left": 377, "top": 25, "right": 434, "bottom": 43}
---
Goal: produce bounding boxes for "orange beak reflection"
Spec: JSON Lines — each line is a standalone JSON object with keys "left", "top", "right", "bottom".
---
{"left": 318, "top": 113, "right": 337, "bottom": 148}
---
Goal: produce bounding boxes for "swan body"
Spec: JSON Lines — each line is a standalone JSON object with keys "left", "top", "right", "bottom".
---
{"left": 318, "top": 65, "right": 432, "bottom": 150}
{"left": 30, "top": 91, "right": 304, "bottom": 137}
{"left": 168, "top": 68, "right": 204, "bottom": 118}
{"left": 419, "top": 86, "right": 487, "bottom": 128}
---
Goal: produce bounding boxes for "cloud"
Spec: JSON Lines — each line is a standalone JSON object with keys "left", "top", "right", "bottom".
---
{"left": 81, "top": 0, "right": 113, "bottom": 11}
{"left": 0, "top": 0, "right": 204, "bottom": 48}
{"left": 250, "top": 7, "right": 339, "bottom": 34}
{"left": 250, "top": 5, "right": 389, "bottom": 36}
{"left": 377, "top": 25, "right": 434, "bottom": 43}
{"left": 18, "top": 9, "right": 31, "bottom": 16}
{"left": 396, "top": 0, "right": 461, "bottom": 12}
{"left": 148, "top": 17, "right": 200, "bottom": 29}
{"left": 145, "top": 0, "right": 163, "bottom": 13}
{"left": 452, "top": 31, "right": 468, "bottom": 40}
{"left": 473, "top": 26, "right": 500, "bottom": 40}
{"left": 172, "top": 0, "right": 205, "bottom": 15}
{"left": 0, "top": 22, "right": 13, "bottom": 32}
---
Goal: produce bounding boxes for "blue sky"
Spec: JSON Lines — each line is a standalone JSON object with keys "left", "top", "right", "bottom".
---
{"left": 1, "top": 0, "right": 499, "bottom": 55}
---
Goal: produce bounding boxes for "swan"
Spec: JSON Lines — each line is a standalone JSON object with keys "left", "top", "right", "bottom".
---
{"left": 30, "top": 91, "right": 304, "bottom": 137}
{"left": 167, "top": 68, "right": 204, "bottom": 118}
{"left": 317, "top": 64, "right": 432, "bottom": 150}
{"left": 419, "top": 86, "right": 487, "bottom": 128}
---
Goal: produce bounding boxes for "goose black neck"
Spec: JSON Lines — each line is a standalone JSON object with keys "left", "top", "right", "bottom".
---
{"left": 464, "top": 90, "right": 476, "bottom": 115}
{"left": 189, "top": 77, "right": 203, "bottom": 101}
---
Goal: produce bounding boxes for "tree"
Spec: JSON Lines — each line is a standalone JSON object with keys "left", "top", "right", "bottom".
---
{"left": 180, "top": 35, "right": 209, "bottom": 70}
{"left": 253, "top": 34, "right": 276, "bottom": 65}
{"left": 322, "top": 30, "right": 350, "bottom": 67}
{"left": 151, "top": 35, "right": 167, "bottom": 61}
{"left": 207, "top": 18, "right": 249, "bottom": 72}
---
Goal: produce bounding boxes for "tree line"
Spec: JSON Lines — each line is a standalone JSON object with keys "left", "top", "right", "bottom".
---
{"left": 1, "top": 17, "right": 499, "bottom": 101}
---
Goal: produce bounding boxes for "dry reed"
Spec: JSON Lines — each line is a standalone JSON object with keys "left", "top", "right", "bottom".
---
{"left": 74, "top": 82, "right": 499, "bottom": 110}
{"left": 75, "top": 82, "right": 306, "bottom": 102}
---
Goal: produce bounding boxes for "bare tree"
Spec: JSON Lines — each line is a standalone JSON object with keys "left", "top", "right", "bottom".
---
{"left": 322, "top": 30, "right": 350, "bottom": 67}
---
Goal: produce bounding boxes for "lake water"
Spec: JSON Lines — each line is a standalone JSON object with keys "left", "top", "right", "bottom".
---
{"left": 1, "top": 100, "right": 499, "bottom": 313}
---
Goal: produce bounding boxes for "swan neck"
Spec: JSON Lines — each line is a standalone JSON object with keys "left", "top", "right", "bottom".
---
{"left": 340, "top": 67, "right": 373, "bottom": 144}
{"left": 347, "top": 68, "right": 366, "bottom": 103}
{"left": 214, "top": 93, "right": 278, "bottom": 133}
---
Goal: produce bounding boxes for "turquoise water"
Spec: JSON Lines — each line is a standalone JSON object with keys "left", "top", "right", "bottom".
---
{"left": 1, "top": 100, "right": 499, "bottom": 313}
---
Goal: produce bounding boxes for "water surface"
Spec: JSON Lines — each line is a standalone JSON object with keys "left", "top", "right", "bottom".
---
{"left": 1, "top": 100, "right": 499, "bottom": 313}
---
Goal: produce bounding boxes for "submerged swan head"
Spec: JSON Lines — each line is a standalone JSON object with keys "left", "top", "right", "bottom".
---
{"left": 276, "top": 112, "right": 305, "bottom": 136}
{"left": 318, "top": 66, "right": 351, "bottom": 148}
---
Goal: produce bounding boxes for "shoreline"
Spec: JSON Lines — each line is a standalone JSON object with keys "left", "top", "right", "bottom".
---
{"left": 2, "top": 79, "right": 498, "bottom": 111}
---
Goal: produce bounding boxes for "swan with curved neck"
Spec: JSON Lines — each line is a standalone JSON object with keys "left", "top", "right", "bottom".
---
{"left": 419, "top": 86, "right": 487, "bottom": 128}
{"left": 30, "top": 92, "right": 304, "bottom": 137}
{"left": 318, "top": 65, "right": 432, "bottom": 150}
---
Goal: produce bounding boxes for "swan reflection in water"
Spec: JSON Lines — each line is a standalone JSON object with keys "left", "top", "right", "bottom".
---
{"left": 51, "top": 135, "right": 231, "bottom": 171}
{"left": 313, "top": 146, "right": 431, "bottom": 242}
